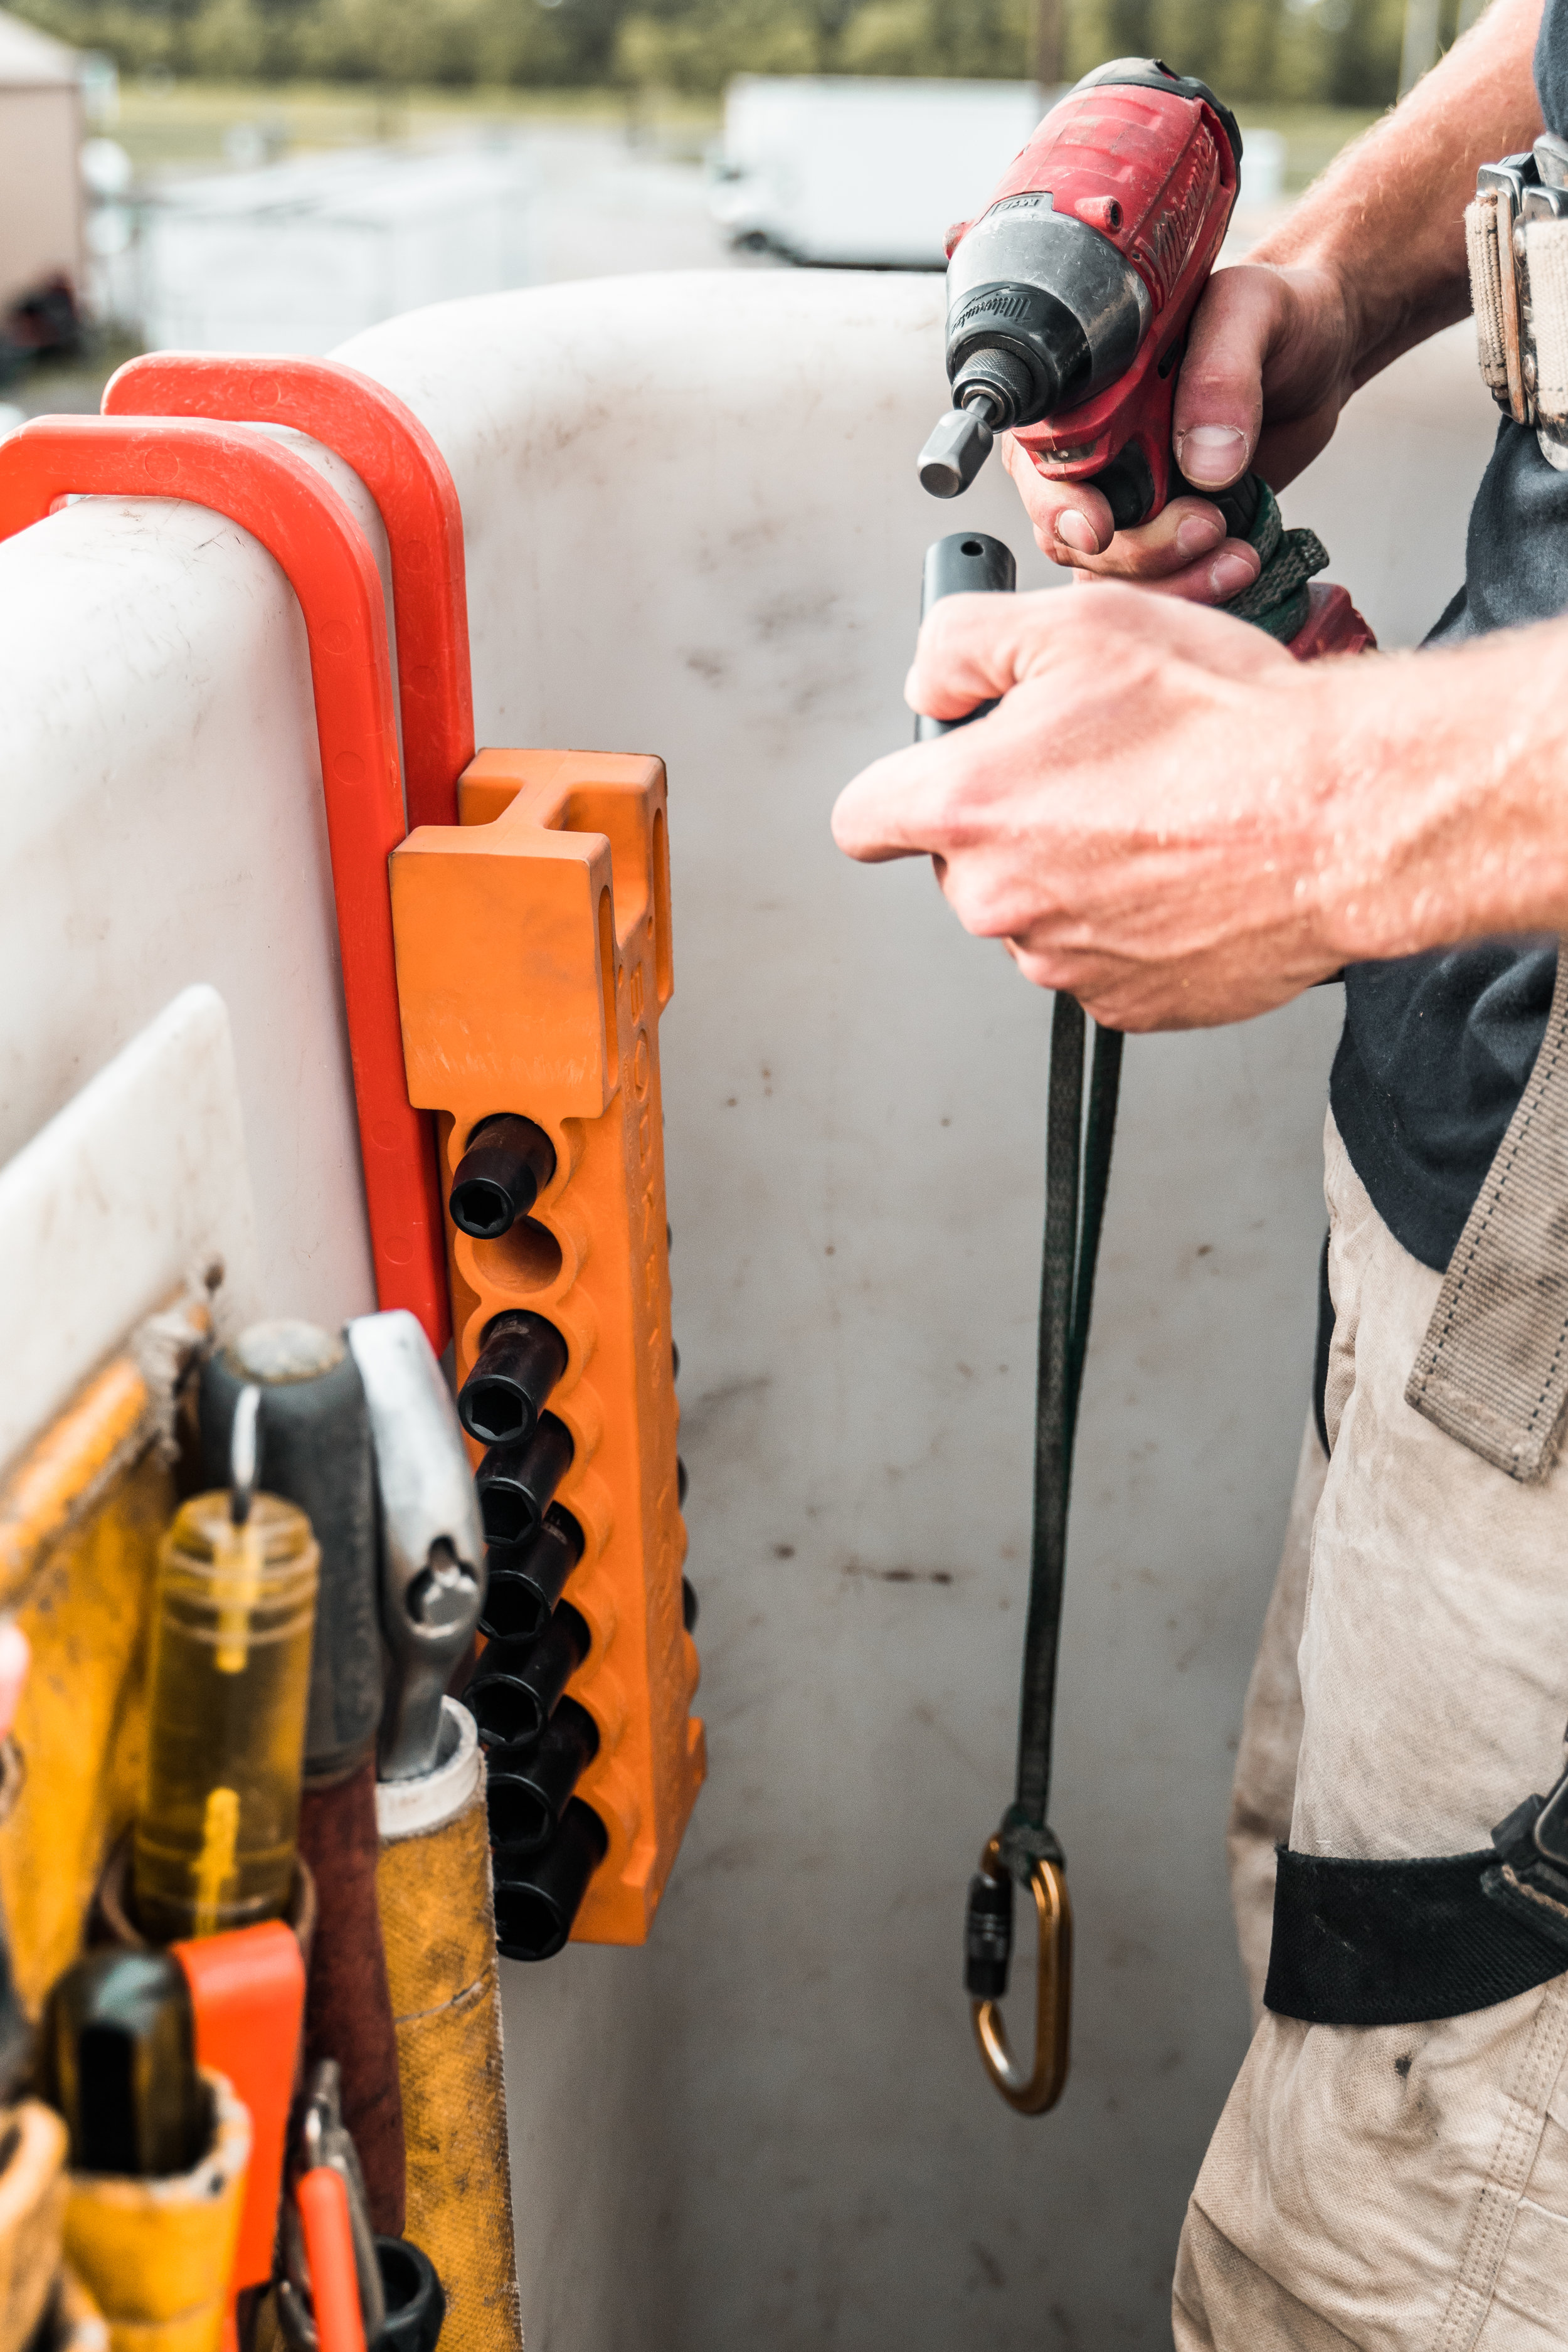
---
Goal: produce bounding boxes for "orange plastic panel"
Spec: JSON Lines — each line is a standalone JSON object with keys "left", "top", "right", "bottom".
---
{"left": 173, "top": 1920, "right": 306, "bottom": 2292}
{"left": 390, "top": 750, "right": 704, "bottom": 1943}
{"left": 0, "top": 414, "right": 448, "bottom": 1350}
{"left": 101, "top": 355, "right": 474, "bottom": 832}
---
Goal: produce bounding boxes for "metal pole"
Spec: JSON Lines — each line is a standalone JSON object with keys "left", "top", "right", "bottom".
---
{"left": 1034, "top": 0, "right": 1064, "bottom": 93}
{"left": 1399, "top": 0, "right": 1442, "bottom": 94}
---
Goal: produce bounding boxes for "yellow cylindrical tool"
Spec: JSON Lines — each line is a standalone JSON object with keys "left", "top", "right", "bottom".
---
{"left": 61, "top": 2072, "right": 248, "bottom": 2352}
{"left": 133, "top": 1496, "right": 317, "bottom": 1944}
{"left": 376, "top": 1705, "right": 521, "bottom": 2352}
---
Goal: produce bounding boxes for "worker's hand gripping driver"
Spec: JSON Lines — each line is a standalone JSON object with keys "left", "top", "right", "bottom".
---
{"left": 917, "top": 58, "right": 1369, "bottom": 652}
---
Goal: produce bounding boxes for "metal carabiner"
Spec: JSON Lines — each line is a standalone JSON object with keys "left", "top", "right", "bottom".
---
{"left": 970, "top": 1834, "right": 1073, "bottom": 2116}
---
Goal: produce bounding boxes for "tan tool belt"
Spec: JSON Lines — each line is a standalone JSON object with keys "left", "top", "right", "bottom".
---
{"left": 1466, "top": 169, "right": 1568, "bottom": 470}
{"left": 1405, "top": 945, "right": 1568, "bottom": 1478}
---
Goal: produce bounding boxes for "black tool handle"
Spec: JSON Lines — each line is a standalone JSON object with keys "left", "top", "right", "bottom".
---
{"left": 914, "top": 531, "right": 1017, "bottom": 743}
{"left": 1175, "top": 465, "right": 1263, "bottom": 545}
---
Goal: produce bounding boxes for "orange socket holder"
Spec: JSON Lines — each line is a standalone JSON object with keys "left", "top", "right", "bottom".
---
{"left": 391, "top": 750, "right": 705, "bottom": 1942}
{"left": 173, "top": 1922, "right": 307, "bottom": 2296}
{"left": 0, "top": 415, "right": 448, "bottom": 1349}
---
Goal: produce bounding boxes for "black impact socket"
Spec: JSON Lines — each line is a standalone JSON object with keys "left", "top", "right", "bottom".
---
{"left": 485, "top": 1697, "right": 599, "bottom": 1858}
{"left": 448, "top": 1115, "right": 556, "bottom": 1241}
{"left": 373, "top": 2238, "right": 446, "bottom": 2352}
{"left": 478, "top": 1507, "right": 584, "bottom": 1645}
{"left": 915, "top": 531, "right": 1017, "bottom": 744}
{"left": 475, "top": 1413, "right": 574, "bottom": 1550}
{"left": 200, "top": 1320, "right": 381, "bottom": 1780}
{"left": 682, "top": 1576, "right": 699, "bottom": 1633}
{"left": 457, "top": 1311, "right": 569, "bottom": 1449}
{"left": 492, "top": 1799, "right": 608, "bottom": 1963}
{"left": 463, "top": 1600, "right": 590, "bottom": 1752}
{"left": 1175, "top": 464, "right": 1263, "bottom": 546}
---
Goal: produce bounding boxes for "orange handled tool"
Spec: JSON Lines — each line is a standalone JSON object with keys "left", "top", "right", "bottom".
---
{"left": 172, "top": 1922, "right": 306, "bottom": 2298}
{"left": 295, "top": 2170, "right": 366, "bottom": 2352}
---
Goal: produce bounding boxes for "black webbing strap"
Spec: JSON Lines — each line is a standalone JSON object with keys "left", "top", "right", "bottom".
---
{"left": 1265, "top": 1843, "right": 1568, "bottom": 2025}
{"left": 996, "top": 1000, "right": 1123, "bottom": 1881}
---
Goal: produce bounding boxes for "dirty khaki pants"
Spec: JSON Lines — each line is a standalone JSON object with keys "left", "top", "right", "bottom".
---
{"left": 1176, "top": 1114, "right": 1568, "bottom": 2352}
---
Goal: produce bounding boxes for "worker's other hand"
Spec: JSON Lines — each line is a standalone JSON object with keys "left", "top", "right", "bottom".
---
{"left": 831, "top": 584, "right": 1347, "bottom": 1032}
{"left": 1004, "top": 260, "right": 1358, "bottom": 604}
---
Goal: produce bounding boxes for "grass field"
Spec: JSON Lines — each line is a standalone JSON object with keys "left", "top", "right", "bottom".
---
{"left": 107, "top": 75, "right": 1375, "bottom": 188}
{"left": 109, "top": 75, "right": 723, "bottom": 174}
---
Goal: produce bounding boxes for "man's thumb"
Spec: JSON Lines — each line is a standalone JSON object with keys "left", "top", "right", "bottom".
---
{"left": 1170, "top": 267, "right": 1276, "bottom": 489}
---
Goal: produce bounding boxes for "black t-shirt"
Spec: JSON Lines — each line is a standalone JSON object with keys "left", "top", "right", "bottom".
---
{"left": 1327, "top": 4, "right": 1567, "bottom": 1273}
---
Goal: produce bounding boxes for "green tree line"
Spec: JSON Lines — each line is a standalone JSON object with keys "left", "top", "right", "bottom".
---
{"left": 10, "top": 0, "right": 1473, "bottom": 108}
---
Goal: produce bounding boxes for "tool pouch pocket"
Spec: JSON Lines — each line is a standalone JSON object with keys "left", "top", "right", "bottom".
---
{"left": 1466, "top": 161, "right": 1568, "bottom": 469}
{"left": 376, "top": 1705, "right": 519, "bottom": 2352}
{"left": 0, "top": 2100, "right": 68, "bottom": 2352}
{"left": 1467, "top": 194, "right": 1513, "bottom": 406}
{"left": 61, "top": 2072, "right": 248, "bottom": 2352}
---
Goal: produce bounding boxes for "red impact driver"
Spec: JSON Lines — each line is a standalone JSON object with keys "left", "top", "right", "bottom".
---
{"left": 917, "top": 58, "right": 1374, "bottom": 654}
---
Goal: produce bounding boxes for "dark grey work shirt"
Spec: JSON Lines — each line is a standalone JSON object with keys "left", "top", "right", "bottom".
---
{"left": 1327, "top": 0, "right": 1567, "bottom": 1273}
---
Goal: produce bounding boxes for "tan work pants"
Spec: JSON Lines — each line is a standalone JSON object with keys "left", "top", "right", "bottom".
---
{"left": 1177, "top": 1116, "right": 1568, "bottom": 2352}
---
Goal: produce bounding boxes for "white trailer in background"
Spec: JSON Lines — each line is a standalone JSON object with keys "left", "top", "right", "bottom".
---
{"left": 711, "top": 77, "right": 1291, "bottom": 271}
{"left": 712, "top": 77, "right": 1046, "bottom": 267}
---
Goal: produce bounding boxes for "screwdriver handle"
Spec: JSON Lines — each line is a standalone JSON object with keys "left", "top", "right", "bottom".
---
{"left": 297, "top": 2168, "right": 368, "bottom": 2352}
{"left": 914, "top": 530, "right": 1017, "bottom": 743}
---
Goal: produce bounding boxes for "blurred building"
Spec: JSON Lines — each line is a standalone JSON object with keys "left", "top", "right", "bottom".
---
{"left": 0, "top": 9, "right": 85, "bottom": 315}
{"left": 137, "top": 145, "right": 533, "bottom": 355}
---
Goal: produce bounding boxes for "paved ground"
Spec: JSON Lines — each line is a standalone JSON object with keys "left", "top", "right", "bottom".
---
{"left": 523, "top": 127, "right": 773, "bottom": 285}
{"left": 6, "top": 126, "right": 766, "bottom": 422}
{"left": 5, "top": 125, "right": 1498, "bottom": 645}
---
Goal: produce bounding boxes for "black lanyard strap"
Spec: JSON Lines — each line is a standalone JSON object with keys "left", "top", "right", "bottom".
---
{"left": 966, "top": 997, "right": 1123, "bottom": 2110}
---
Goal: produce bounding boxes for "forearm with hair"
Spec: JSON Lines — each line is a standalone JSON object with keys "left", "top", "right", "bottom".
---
{"left": 1311, "top": 610, "right": 1568, "bottom": 960}
{"left": 1251, "top": 0, "right": 1545, "bottom": 385}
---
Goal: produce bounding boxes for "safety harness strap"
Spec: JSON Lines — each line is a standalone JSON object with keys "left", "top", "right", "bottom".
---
{"left": 1005, "top": 1003, "right": 1123, "bottom": 1860}
{"left": 1269, "top": 950, "right": 1568, "bottom": 2025}
{"left": 964, "top": 1001, "right": 1120, "bottom": 2107}
{"left": 1264, "top": 1844, "right": 1567, "bottom": 2025}
{"left": 1406, "top": 942, "right": 1568, "bottom": 1481}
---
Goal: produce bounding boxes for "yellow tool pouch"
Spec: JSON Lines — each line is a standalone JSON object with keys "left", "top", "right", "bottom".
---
{"left": 0, "top": 2100, "right": 69, "bottom": 2352}
{"left": 61, "top": 2073, "right": 248, "bottom": 2352}
{"left": 376, "top": 1708, "right": 519, "bottom": 2352}
{"left": 0, "top": 1304, "right": 209, "bottom": 2011}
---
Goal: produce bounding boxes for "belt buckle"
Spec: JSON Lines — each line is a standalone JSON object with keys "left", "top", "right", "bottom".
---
{"left": 1483, "top": 1765, "right": 1568, "bottom": 1949}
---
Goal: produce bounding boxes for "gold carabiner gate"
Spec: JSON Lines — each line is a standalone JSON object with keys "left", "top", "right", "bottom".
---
{"left": 970, "top": 1835, "right": 1073, "bottom": 2115}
